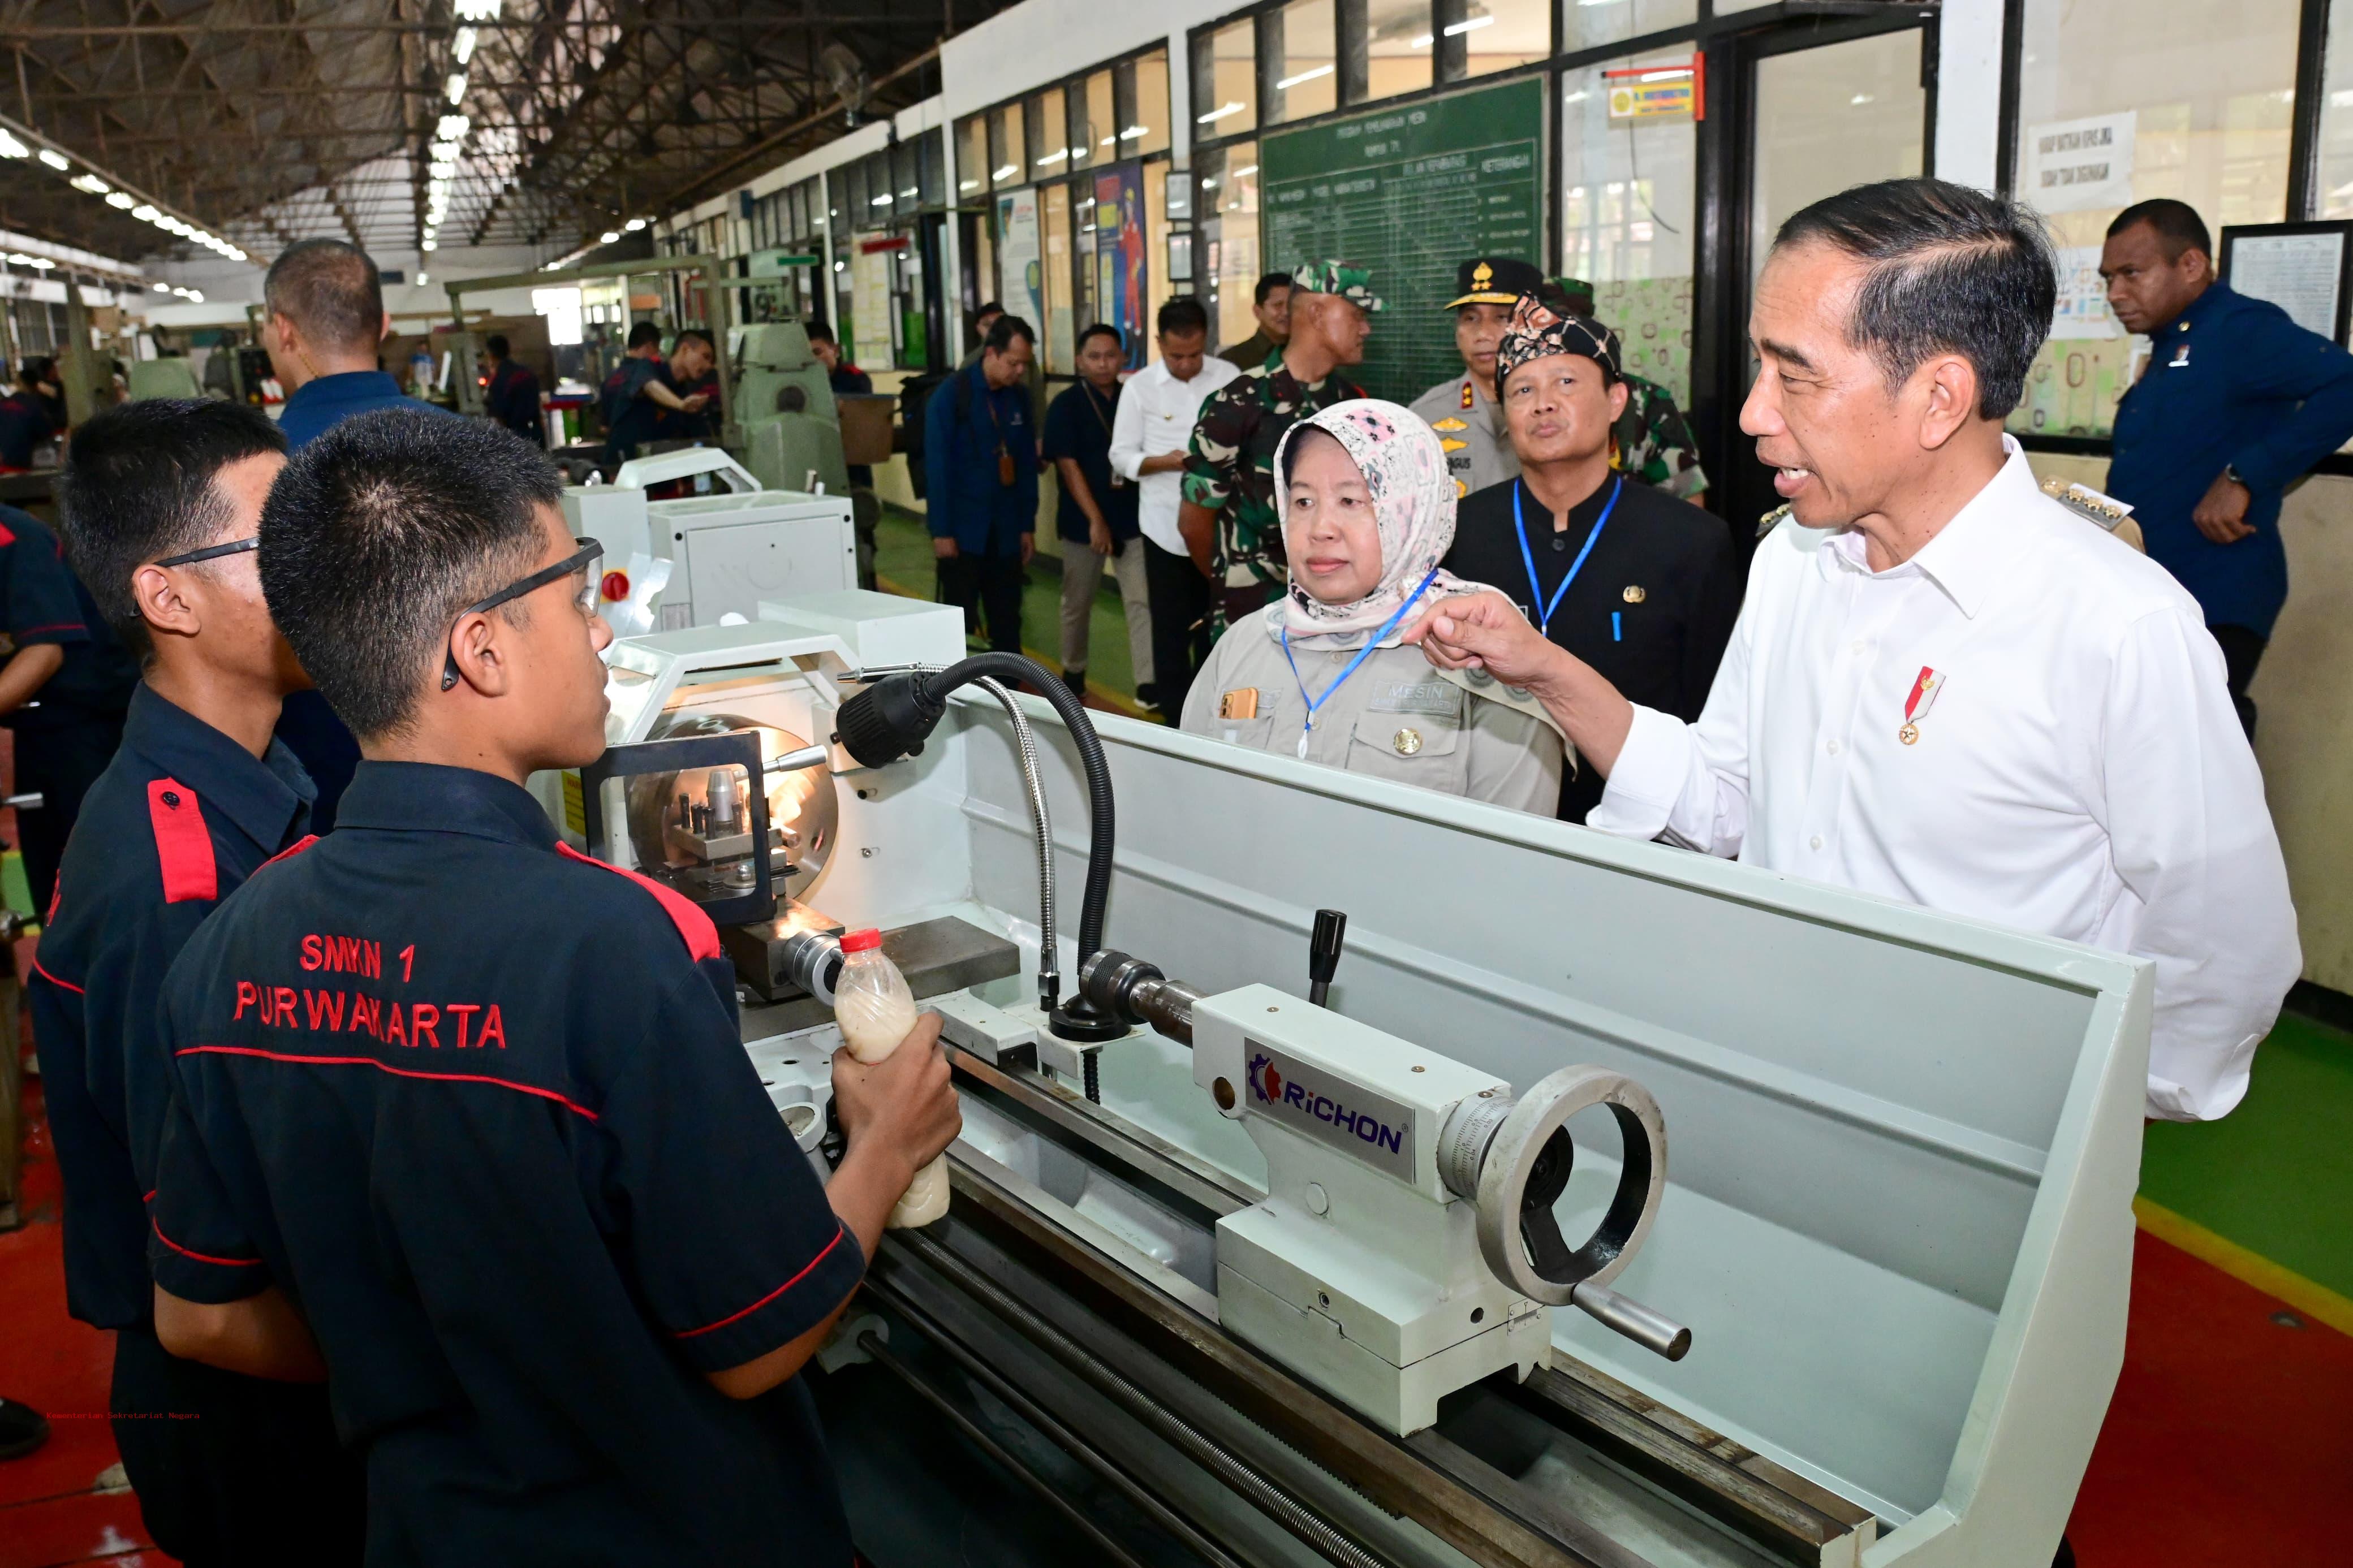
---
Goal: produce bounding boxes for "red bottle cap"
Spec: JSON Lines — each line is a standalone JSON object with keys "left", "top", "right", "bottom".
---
{"left": 840, "top": 927, "right": 882, "bottom": 953}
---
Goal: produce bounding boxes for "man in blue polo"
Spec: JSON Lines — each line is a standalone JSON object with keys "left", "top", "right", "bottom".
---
{"left": 2101, "top": 198, "right": 2353, "bottom": 736}
{"left": 925, "top": 313, "right": 1038, "bottom": 654}
{"left": 261, "top": 237, "right": 455, "bottom": 828}
{"left": 36, "top": 398, "right": 360, "bottom": 1563}
{"left": 144, "top": 408, "right": 960, "bottom": 1564}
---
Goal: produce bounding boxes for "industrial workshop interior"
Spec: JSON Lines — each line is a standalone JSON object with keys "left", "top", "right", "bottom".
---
{"left": 1, "top": 1, "right": 2351, "bottom": 1565}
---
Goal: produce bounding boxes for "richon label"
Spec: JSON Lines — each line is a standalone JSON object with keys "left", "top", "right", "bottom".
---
{"left": 1244, "top": 1040, "right": 1417, "bottom": 1182}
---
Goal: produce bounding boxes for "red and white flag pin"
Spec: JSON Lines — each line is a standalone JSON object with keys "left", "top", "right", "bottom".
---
{"left": 1899, "top": 667, "right": 1945, "bottom": 745}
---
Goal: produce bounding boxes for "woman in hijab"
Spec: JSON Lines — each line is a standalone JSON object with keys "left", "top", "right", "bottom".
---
{"left": 1180, "top": 399, "right": 1563, "bottom": 814}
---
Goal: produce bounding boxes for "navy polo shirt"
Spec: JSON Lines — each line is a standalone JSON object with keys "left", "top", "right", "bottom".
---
{"left": 2106, "top": 280, "right": 2353, "bottom": 637}
{"left": 29, "top": 684, "right": 313, "bottom": 1330}
{"left": 1042, "top": 380, "right": 1139, "bottom": 546}
{"left": 0, "top": 386, "right": 54, "bottom": 468}
{"left": 0, "top": 506, "right": 137, "bottom": 733}
{"left": 485, "top": 358, "right": 545, "bottom": 441}
{"left": 277, "top": 370, "right": 446, "bottom": 453}
{"left": 600, "top": 355, "right": 669, "bottom": 460}
{"left": 148, "top": 761, "right": 861, "bottom": 1566}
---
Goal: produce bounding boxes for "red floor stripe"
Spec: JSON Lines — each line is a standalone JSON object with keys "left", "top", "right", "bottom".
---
{"left": 2065, "top": 1227, "right": 2353, "bottom": 1564}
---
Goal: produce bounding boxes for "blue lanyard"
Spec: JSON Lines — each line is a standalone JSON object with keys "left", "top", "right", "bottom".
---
{"left": 1514, "top": 474, "right": 1622, "bottom": 638}
{"left": 1279, "top": 567, "right": 1441, "bottom": 750}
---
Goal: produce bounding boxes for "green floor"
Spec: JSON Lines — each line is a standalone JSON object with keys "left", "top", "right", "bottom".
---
{"left": 2140, "top": 1012, "right": 2353, "bottom": 1299}
{"left": 873, "top": 506, "right": 1144, "bottom": 707}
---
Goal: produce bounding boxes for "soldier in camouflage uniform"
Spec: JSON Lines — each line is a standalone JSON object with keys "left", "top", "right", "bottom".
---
{"left": 1556, "top": 278, "right": 1708, "bottom": 505}
{"left": 1178, "top": 260, "right": 1381, "bottom": 630}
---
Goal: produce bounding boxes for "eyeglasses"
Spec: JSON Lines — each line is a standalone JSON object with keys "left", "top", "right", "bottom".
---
{"left": 439, "top": 536, "right": 604, "bottom": 692}
{"left": 156, "top": 537, "right": 258, "bottom": 568}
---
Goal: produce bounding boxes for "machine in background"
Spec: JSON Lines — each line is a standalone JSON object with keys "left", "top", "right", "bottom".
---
{"left": 535, "top": 595, "right": 2149, "bottom": 1568}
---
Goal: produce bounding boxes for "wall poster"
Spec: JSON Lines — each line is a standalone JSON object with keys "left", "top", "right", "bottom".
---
{"left": 995, "top": 187, "right": 1044, "bottom": 336}
{"left": 1093, "top": 161, "right": 1148, "bottom": 369}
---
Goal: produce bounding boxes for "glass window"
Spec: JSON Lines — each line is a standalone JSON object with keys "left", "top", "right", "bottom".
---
{"left": 1119, "top": 50, "right": 1172, "bottom": 157}
{"left": 919, "top": 133, "right": 945, "bottom": 207}
{"left": 1076, "top": 180, "right": 1100, "bottom": 327}
{"left": 1457, "top": 0, "right": 1550, "bottom": 81}
{"left": 1144, "top": 160, "right": 1173, "bottom": 361}
{"left": 1271, "top": 0, "right": 1339, "bottom": 124}
{"left": 1560, "top": 53, "right": 1699, "bottom": 403}
{"left": 1195, "top": 19, "right": 1259, "bottom": 139}
{"left": 989, "top": 105, "right": 1024, "bottom": 189}
{"left": 1559, "top": 0, "right": 1692, "bottom": 55}
{"left": 1030, "top": 88, "right": 1070, "bottom": 178}
{"left": 1043, "top": 182, "right": 1075, "bottom": 372}
{"left": 1751, "top": 32, "right": 1924, "bottom": 283}
{"left": 1200, "top": 141, "right": 1264, "bottom": 352}
{"left": 2321, "top": 6, "right": 2353, "bottom": 219}
{"left": 1364, "top": 0, "right": 1433, "bottom": 102}
{"left": 1074, "top": 70, "right": 1115, "bottom": 169}
{"left": 958, "top": 116, "right": 988, "bottom": 199}
{"left": 893, "top": 142, "right": 921, "bottom": 214}
{"left": 2009, "top": 0, "right": 2299, "bottom": 438}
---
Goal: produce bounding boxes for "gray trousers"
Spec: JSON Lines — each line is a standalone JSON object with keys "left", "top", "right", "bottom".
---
{"left": 1058, "top": 535, "right": 1154, "bottom": 686}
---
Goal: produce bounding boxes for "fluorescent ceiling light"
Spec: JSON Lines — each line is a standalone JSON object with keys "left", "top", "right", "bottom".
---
{"left": 153, "top": 282, "right": 171, "bottom": 292}
{"left": 416, "top": 272, "right": 428, "bottom": 284}
{"left": 0, "top": 131, "right": 25, "bottom": 158}
{"left": 446, "top": 74, "right": 468, "bottom": 105}
{"left": 1197, "top": 101, "right": 1244, "bottom": 124}
{"left": 1036, "top": 147, "right": 1068, "bottom": 166}
{"left": 454, "top": 27, "right": 478, "bottom": 64}
{"left": 187, "top": 290, "right": 204, "bottom": 303}
{"left": 1232, "top": 164, "right": 1257, "bottom": 177}
{"left": 1850, "top": 92, "right": 1875, "bottom": 106}
{"left": 430, "top": 161, "right": 456, "bottom": 179}
{"left": 1121, "top": 125, "right": 1146, "bottom": 140}
{"left": 992, "top": 163, "right": 1016, "bottom": 180}
{"left": 959, "top": 179, "right": 979, "bottom": 190}
{"left": 624, "top": 217, "right": 646, "bottom": 231}
{"left": 1275, "top": 64, "right": 1334, "bottom": 90}
{"left": 38, "top": 149, "right": 69, "bottom": 170}
{"left": 106, "top": 191, "right": 134, "bottom": 209}
{"left": 601, "top": 230, "right": 619, "bottom": 243}
{"left": 1443, "top": 15, "right": 1496, "bottom": 35}
{"left": 438, "top": 113, "right": 470, "bottom": 140}
{"left": 70, "top": 174, "right": 109, "bottom": 195}
{"left": 1410, "top": 33, "right": 1433, "bottom": 47}
{"left": 132, "top": 203, "right": 158, "bottom": 221}
{"left": 422, "top": 239, "right": 438, "bottom": 250}
{"left": 25, "top": 256, "right": 53, "bottom": 269}
{"left": 869, "top": 192, "right": 891, "bottom": 205}
{"left": 456, "top": 0, "right": 502, "bottom": 19}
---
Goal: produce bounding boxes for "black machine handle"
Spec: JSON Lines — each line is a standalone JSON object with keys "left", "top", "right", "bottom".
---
{"left": 1307, "top": 909, "right": 1347, "bottom": 1009}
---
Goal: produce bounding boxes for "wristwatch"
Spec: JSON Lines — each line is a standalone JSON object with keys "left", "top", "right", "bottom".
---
{"left": 2223, "top": 463, "right": 2248, "bottom": 489}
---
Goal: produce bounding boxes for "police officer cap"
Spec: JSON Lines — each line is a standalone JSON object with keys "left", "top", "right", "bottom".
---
{"left": 1445, "top": 257, "right": 1545, "bottom": 310}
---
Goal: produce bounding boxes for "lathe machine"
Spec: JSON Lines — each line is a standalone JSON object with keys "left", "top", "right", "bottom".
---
{"left": 532, "top": 591, "right": 2147, "bottom": 1568}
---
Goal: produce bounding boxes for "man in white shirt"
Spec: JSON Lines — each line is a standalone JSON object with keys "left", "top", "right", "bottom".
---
{"left": 1112, "top": 296, "right": 1240, "bottom": 719}
{"left": 1411, "top": 178, "right": 2299, "bottom": 1122}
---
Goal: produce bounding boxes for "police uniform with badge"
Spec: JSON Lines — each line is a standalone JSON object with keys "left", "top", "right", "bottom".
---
{"left": 31, "top": 685, "right": 360, "bottom": 1563}
{"left": 145, "top": 761, "right": 866, "bottom": 1563}
{"left": 0, "top": 505, "right": 137, "bottom": 910}
{"left": 1442, "top": 298, "right": 1738, "bottom": 824}
{"left": 1408, "top": 257, "right": 1542, "bottom": 499}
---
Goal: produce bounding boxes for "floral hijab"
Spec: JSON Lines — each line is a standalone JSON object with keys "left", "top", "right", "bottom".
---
{"left": 1264, "top": 399, "right": 1492, "bottom": 651}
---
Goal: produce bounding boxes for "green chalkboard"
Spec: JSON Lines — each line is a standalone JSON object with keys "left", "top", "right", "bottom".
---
{"left": 1262, "top": 77, "right": 1545, "bottom": 405}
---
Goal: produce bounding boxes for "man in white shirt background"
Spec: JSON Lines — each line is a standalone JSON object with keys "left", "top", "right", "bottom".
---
{"left": 1112, "top": 296, "right": 1240, "bottom": 719}
{"left": 1410, "top": 177, "right": 2299, "bottom": 1122}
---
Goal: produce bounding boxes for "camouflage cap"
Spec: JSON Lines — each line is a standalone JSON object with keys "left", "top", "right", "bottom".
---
{"left": 1291, "top": 260, "right": 1385, "bottom": 313}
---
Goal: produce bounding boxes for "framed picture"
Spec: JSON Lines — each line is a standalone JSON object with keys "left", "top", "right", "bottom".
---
{"left": 2218, "top": 221, "right": 2353, "bottom": 347}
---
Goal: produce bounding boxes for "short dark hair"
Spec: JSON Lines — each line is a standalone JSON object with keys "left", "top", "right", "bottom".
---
{"left": 974, "top": 300, "right": 1005, "bottom": 321}
{"left": 1774, "top": 178, "right": 2055, "bottom": 421}
{"left": 485, "top": 334, "right": 510, "bottom": 358}
{"left": 1076, "top": 323, "right": 1122, "bottom": 353}
{"left": 627, "top": 321, "right": 663, "bottom": 350}
{"left": 1156, "top": 297, "right": 1209, "bottom": 338}
{"left": 983, "top": 314, "right": 1035, "bottom": 354}
{"left": 56, "top": 399, "right": 287, "bottom": 660}
{"left": 805, "top": 319, "right": 837, "bottom": 344}
{"left": 674, "top": 328, "right": 714, "bottom": 355}
{"left": 260, "top": 408, "right": 563, "bottom": 740}
{"left": 1253, "top": 272, "right": 1292, "bottom": 308}
{"left": 263, "top": 239, "right": 383, "bottom": 356}
{"left": 2107, "top": 198, "right": 2212, "bottom": 263}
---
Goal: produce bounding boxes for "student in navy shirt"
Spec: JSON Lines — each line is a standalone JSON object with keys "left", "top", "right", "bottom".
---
{"left": 0, "top": 503, "right": 137, "bottom": 911}
{"left": 479, "top": 334, "right": 544, "bottom": 443}
{"left": 925, "top": 313, "right": 1040, "bottom": 654}
{"left": 2100, "top": 198, "right": 2353, "bottom": 736}
{"left": 598, "top": 322, "right": 710, "bottom": 465}
{"left": 146, "top": 407, "right": 960, "bottom": 1565}
{"left": 36, "top": 398, "right": 361, "bottom": 1564}
{"left": 0, "top": 360, "right": 56, "bottom": 470}
{"left": 261, "top": 237, "right": 455, "bottom": 829}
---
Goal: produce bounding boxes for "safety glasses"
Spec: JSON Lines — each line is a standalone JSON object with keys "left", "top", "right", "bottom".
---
{"left": 155, "top": 537, "right": 258, "bottom": 567}
{"left": 439, "top": 536, "right": 604, "bottom": 692}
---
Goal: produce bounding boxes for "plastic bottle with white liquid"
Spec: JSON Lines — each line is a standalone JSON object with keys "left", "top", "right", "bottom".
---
{"left": 831, "top": 928, "right": 950, "bottom": 1228}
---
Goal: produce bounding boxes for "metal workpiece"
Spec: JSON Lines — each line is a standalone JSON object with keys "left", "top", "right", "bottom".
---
{"left": 1080, "top": 948, "right": 1206, "bottom": 1046}
{"left": 889, "top": 1225, "right": 1408, "bottom": 1568}
{"left": 775, "top": 927, "right": 842, "bottom": 1007}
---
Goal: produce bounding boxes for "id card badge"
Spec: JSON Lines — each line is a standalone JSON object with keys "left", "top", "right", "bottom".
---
{"left": 997, "top": 446, "right": 1016, "bottom": 487}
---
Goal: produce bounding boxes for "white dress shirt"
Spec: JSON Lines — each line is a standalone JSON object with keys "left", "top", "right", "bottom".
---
{"left": 1591, "top": 439, "right": 2300, "bottom": 1121}
{"left": 1111, "top": 353, "right": 1242, "bottom": 556}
